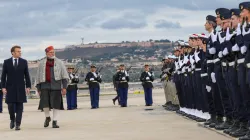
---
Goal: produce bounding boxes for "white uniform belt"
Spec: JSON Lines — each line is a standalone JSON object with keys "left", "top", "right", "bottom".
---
{"left": 201, "top": 73, "right": 208, "bottom": 77}
{"left": 188, "top": 68, "right": 192, "bottom": 72}
{"left": 145, "top": 81, "right": 152, "bottom": 83}
{"left": 207, "top": 60, "right": 213, "bottom": 64}
{"left": 213, "top": 58, "right": 220, "bottom": 63}
{"left": 90, "top": 81, "right": 98, "bottom": 83}
{"left": 195, "top": 68, "right": 201, "bottom": 71}
{"left": 228, "top": 61, "right": 235, "bottom": 66}
{"left": 237, "top": 58, "right": 245, "bottom": 64}
{"left": 184, "top": 74, "right": 187, "bottom": 76}
{"left": 247, "top": 63, "right": 250, "bottom": 68}
{"left": 120, "top": 81, "right": 128, "bottom": 83}
{"left": 222, "top": 62, "right": 227, "bottom": 66}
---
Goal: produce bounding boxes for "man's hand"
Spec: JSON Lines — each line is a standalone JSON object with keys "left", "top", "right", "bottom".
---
{"left": 61, "top": 88, "right": 67, "bottom": 95}
{"left": 2, "top": 88, "right": 7, "bottom": 95}
{"left": 26, "top": 88, "right": 30, "bottom": 95}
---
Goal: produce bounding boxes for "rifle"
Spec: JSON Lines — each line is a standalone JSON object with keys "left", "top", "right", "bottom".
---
{"left": 126, "top": 66, "right": 132, "bottom": 71}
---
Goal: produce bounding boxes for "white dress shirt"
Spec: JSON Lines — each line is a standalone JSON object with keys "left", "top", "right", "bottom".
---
{"left": 12, "top": 57, "right": 19, "bottom": 66}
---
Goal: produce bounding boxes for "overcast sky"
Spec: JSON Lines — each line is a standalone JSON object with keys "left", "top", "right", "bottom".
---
{"left": 0, "top": 0, "right": 246, "bottom": 61}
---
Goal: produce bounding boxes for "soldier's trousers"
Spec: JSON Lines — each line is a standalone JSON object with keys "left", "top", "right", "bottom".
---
{"left": 143, "top": 88, "right": 153, "bottom": 105}
{"left": 207, "top": 64, "right": 224, "bottom": 117}
{"left": 201, "top": 74, "right": 211, "bottom": 113}
{"left": 118, "top": 87, "right": 128, "bottom": 107}
{"left": 191, "top": 72, "right": 197, "bottom": 109}
{"left": 0, "top": 92, "right": 3, "bottom": 112}
{"left": 174, "top": 75, "right": 183, "bottom": 107}
{"left": 89, "top": 87, "right": 100, "bottom": 108}
{"left": 180, "top": 74, "right": 187, "bottom": 108}
{"left": 66, "top": 89, "right": 77, "bottom": 110}
{"left": 238, "top": 63, "right": 250, "bottom": 123}
{"left": 186, "top": 74, "right": 194, "bottom": 109}
{"left": 195, "top": 70, "right": 208, "bottom": 112}
{"left": 215, "top": 63, "right": 233, "bottom": 118}
{"left": 227, "top": 65, "right": 243, "bottom": 121}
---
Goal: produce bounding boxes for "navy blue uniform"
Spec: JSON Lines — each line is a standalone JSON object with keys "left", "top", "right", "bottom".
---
{"left": 115, "top": 71, "right": 129, "bottom": 107}
{"left": 85, "top": 72, "right": 102, "bottom": 109}
{"left": 140, "top": 71, "right": 154, "bottom": 106}
{"left": 66, "top": 73, "right": 79, "bottom": 110}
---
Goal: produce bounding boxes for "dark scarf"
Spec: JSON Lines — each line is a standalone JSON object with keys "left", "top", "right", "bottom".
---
{"left": 46, "top": 59, "right": 54, "bottom": 82}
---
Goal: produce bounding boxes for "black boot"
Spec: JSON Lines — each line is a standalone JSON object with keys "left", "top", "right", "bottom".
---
{"left": 52, "top": 121, "right": 59, "bottom": 128}
{"left": 215, "top": 117, "right": 233, "bottom": 130}
{"left": 230, "top": 123, "right": 248, "bottom": 138}
{"left": 209, "top": 116, "right": 223, "bottom": 128}
{"left": 223, "top": 120, "right": 240, "bottom": 134}
{"left": 239, "top": 130, "right": 250, "bottom": 140}
{"left": 44, "top": 117, "right": 51, "bottom": 128}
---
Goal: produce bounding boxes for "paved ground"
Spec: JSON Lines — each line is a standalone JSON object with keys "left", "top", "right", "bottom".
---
{"left": 0, "top": 89, "right": 232, "bottom": 140}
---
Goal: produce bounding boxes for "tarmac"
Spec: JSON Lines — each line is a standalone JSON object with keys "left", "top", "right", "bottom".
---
{"left": 0, "top": 89, "right": 233, "bottom": 140}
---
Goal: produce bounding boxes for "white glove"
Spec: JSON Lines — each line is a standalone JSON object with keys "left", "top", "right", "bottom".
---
{"left": 232, "top": 44, "right": 239, "bottom": 52}
{"left": 218, "top": 32, "right": 225, "bottom": 43}
{"left": 209, "top": 47, "right": 216, "bottom": 54}
{"left": 237, "top": 23, "right": 241, "bottom": 36}
{"left": 147, "top": 72, "right": 152, "bottom": 77}
{"left": 226, "top": 27, "right": 235, "bottom": 41}
{"left": 206, "top": 85, "right": 212, "bottom": 92}
{"left": 183, "top": 55, "right": 189, "bottom": 64}
{"left": 194, "top": 51, "right": 200, "bottom": 63}
{"left": 90, "top": 78, "right": 94, "bottom": 81}
{"left": 211, "top": 72, "right": 216, "bottom": 83}
{"left": 218, "top": 51, "right": 223, "bottom": 58}
{"left": 125, "top": 71, "right": 129, "bottom": 76}
{"left": 146, "top": 77, "right": 150, "bottom": 80}
{"left": 122, "top": 77, "right": 126, "bottom": 80}
{"left": 223, "top": 48, "right": 229, "bottom": 56}
{"left": 211, "top": 32, "right": 218, "bottom": 43}
{"left": 241, "top": 45, "right": 247, "bottom": 54}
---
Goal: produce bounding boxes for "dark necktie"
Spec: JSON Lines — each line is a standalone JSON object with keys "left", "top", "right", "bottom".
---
{"left": 14, "top": 59, "right": 17, "bottom": 68}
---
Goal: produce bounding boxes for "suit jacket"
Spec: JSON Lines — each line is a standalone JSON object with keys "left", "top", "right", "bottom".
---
{"left": 1, "top": 57, "right": 31, "bottom": 103}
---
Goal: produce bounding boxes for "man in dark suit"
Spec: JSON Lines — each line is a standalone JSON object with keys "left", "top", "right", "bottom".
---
{"left": 0, "top": 81, "right": 2, "bottom": 113}
{"left": 1, "top": 45, "right": 31, "bottom": 130}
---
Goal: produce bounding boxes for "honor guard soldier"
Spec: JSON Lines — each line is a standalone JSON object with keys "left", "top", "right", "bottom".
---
{"left": 115, "top": 64, "right": 130, "bottom": 107}
{"left": 140, "top": 64, "right": 154, "bottom": 106}
{"left": 238, "top": 2, "right": 250, "bottom": 140}
{"left": 205, "top": 15, "right": 224, "bottom": 128}
{"left": 214, "top": 9, "right": 234, "bottom": 131}
{"left": 85, "top": 65, "right": 102, "bottom": 109}
{"left": 66, "top": 66, "right": 79, "bottom": 110}
{"left": 112, "top": 67, "right": 120, "bottom": 105}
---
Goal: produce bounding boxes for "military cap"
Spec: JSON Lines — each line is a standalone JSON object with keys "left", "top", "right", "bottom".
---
{"left": 215, "top": 8, "right": 230, "bottom": 15}
{"left": 198, "top": 33, "right": 207, "bottom": 39}
{"left": 67, "top": 66, "right": 75, "bottom": 69}
{"left": 206, "top": 15, "right": 216, "bottom": 23}
{"left": 239, "top": 2, "right": 250, "bottom": 11}
{"left": 90, "top": 64, "right": 96, "bottom": 68}
{"left": 162, "top": 56, "right": 168, "bottom": 61}
{"left": 230, "top": 9, "right": 241, "bottom": 17}
{"left": 220, "top": 11, "right": 231, "bottom": 20}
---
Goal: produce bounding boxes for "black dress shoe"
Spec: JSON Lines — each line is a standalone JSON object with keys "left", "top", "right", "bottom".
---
{"left": 44, "top": 117, "right": 51, "bottom": 127}
{"left": 239, "top": 130, "right": 250, "bottom": 140}
{"left": 196, "top": 118, "right": 206, "bottom": 122}
{"left": 230, "top": 123, "right": 248, "bottom": 138}
{"left": 209, "top": 117, "right": 223, "bottom": 128}
{"left": 10, "top": 121, "right": 15, "bottom": 129}
{"left": 215, "top": 118, "right": 233, "bottom": 130}
{"left": 15, "top": 125, "right": 20, "bottom": 131}
{"left": 52, "top": 121, "right": 59, "bottom": 128}
{"left": 223, "top": 121, "right": 240, "bottom": 134}
{"left": 112, "top": 99, "right": 115, "bottom": 105}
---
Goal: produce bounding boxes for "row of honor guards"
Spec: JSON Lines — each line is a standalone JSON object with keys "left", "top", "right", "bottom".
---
{"left": 162, "top": 2, "right": 250, "bottom": 140}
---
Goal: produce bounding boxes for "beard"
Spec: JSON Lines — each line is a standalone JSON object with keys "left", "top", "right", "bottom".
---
{"left": 47, "top": 56, "right": 55, "bottom": 59}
